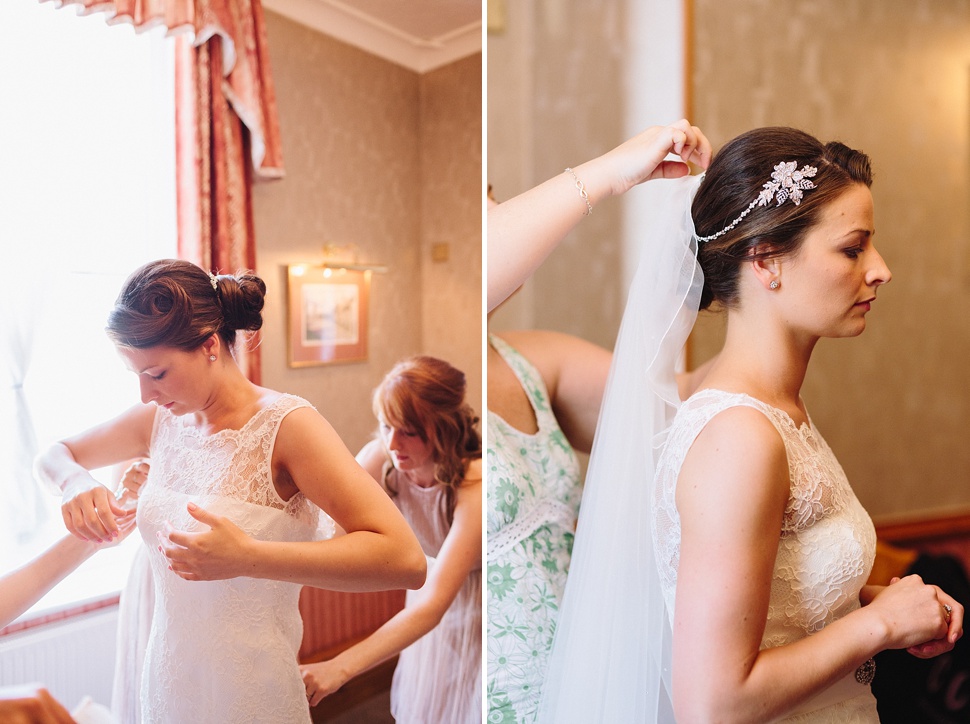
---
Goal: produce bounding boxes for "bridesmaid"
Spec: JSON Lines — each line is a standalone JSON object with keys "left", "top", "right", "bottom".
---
{"left": 301, "top": 356, "right": 482, "bottom": 724}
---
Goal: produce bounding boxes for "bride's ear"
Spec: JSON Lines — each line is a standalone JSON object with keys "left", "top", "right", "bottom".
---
{"left": 747, "top": 244, "right": 782, "bottom": 292}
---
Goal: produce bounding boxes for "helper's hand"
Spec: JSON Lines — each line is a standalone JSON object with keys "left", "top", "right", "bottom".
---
{"left": 0, "top": 684, "right": 76, "bottom": 723}
{"left": 597, "top": 119, "right": 713, "bottom": 196}
{"left": 301, "top": 660, "right": 350, "bottom": 707}
{"left": 116, "top": 459, "right": 149, "bottom": 510}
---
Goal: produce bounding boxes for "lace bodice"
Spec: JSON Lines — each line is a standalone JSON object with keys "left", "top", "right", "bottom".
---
{"left": 653, "top": 389, "right": 878, "bottom": 721}
{"left": 137, "top": 394, "right": 327, "bottom": 724}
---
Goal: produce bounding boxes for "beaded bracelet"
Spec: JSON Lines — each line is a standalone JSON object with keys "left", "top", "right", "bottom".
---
{"left": 565, "top": 167, "right": 593, "bottom": 216}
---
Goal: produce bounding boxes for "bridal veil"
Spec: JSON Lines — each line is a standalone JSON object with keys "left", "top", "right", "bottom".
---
{"left": 538, "top": 174, "right": 704, "bottom": 723}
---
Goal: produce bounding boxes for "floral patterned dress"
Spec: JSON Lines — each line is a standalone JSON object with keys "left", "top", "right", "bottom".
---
{"left": 486, "top": 335, "right": 582, "bottom": 724}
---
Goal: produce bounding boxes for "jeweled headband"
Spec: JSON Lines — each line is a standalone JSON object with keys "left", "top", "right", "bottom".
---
{"left": 695, "top": 161, "right": 818, "bottom": 243}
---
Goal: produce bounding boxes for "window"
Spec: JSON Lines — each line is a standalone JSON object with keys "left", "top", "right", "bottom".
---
{"left": 0, "top": 1, "right": 176, "bottom": 617}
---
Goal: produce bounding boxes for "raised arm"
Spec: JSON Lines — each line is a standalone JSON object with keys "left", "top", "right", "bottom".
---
{"left": 162, "top": 407, "right": 426, "bottom": 592}
{"left": 673, "top": 406, "right": 960, "bottom": 723}
{"left": 302, "top": 458, "right": 482, "bottom": 705}
{"left": 488, "top": 120, "right": 712, "bottom": 311}
{"left": 34, "top": 404, "right": 155, "bottom": 542}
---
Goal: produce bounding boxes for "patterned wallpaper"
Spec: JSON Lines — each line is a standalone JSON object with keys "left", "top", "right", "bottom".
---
{"left": 254, "top": 11, "right": 482, "bottom": 453}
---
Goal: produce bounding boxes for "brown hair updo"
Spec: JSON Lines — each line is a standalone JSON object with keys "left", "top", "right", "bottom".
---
{"left": 105, "top": 259, "right": 266, "bottom": 351}
{"left": 693, "top": 127, "right": 873, "bottom": 310}
{"left": 373, "top": 356, "right": 482, "bottom": 508}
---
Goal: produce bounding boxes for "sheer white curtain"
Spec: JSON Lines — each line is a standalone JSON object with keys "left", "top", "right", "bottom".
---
{"left": 0, "top": 2, "right": 175, "bottom": 608}
{"left": 0, "top": 280, "right": 46, "bottom": 542}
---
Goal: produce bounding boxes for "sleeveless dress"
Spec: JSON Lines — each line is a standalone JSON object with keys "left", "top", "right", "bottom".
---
{"left": 136, "top": 394, "right": 327, "bottom": 724}
{"left": 653, "top": 389, "right": 879, "bottom": 722}
{"left": 380, "top": 464, "right": 482, "bottom": 724}
{"left": 486, "top": 335, "right": 583, "bottom": 723}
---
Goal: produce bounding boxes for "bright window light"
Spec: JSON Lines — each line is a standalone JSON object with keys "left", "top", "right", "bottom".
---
{"left": 0, "top": 0, "right": 176, "bottom": 618}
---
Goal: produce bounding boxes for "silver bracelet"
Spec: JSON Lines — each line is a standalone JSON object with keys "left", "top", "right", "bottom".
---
{"left": 565, "top": 167, "right": 593, "bottom": 216}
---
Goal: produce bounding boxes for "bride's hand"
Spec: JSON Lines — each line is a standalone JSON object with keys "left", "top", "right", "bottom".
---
{"left": 61, "top": 473, "right": 129, "bottom": 543}
{"left": 902, "top": 581, "right": 964, "bottom": 659}
{"left": 866, "top": 574, "right": 958, "bottom": 654}
{"left": 158, "top": 503, "right": 255, "bottom": 581}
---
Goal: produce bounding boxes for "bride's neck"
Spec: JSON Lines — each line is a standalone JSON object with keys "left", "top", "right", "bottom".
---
{"left": 705, "top": 313, "right": 816, "bottom": 411}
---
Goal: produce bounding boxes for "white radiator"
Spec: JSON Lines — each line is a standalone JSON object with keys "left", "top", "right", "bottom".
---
{"left": 0, "top": 607, "right": 118, "bottom": 711}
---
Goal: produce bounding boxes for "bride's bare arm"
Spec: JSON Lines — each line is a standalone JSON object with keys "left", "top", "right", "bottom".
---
{"left": 34, "top": 404, "right": 154, "bottom": 542}
{"left": 161, "top": 407, "right": 426, "bottom": 591}
{"left": 673, "top": 407, "right": 958, "bottom": 723}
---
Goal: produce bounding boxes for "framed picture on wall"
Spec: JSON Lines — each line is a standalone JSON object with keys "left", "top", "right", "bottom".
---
{"left": 286, "top": 265, "right": 369, "bottom": 367}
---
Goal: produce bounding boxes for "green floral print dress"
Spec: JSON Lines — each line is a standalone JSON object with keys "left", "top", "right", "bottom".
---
{"left": 486, "top": 335, "right": 582, "bottom": 724}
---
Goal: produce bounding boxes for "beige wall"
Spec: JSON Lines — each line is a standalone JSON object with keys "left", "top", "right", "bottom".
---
{"left": 691, "top": 0, "right": 970, "bottom": 519}
{"left": 489, "top": 0, "right": 970, "bottom": 520}
{"left": 487, "top": 0, "right": 628, "bottom": 348}
{"left": 254, "top": 11, "right": 481, "bottom": 454}
{"left": 419, "top": 54, "right": 483, "bottom": 414}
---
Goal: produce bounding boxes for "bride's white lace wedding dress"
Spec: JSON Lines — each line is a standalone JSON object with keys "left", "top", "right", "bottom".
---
{"left": 136, "top": 394, "right": 329, "bottom": 724}
{"left": 653, "top": 388, "right": 880, "bottom": 722}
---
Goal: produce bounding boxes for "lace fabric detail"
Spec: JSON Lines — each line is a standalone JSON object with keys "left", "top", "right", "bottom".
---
{"left": 137, "top": 393, "right": 327, "bottom": 723}
{"left": 653, "top": 389, "right": 878, "bottom": 708}
{"left": 148, "top": 394, "right": 319, "bottom": 527}
{"left": 488, "top": 496, "right": 577, "bottom": 559}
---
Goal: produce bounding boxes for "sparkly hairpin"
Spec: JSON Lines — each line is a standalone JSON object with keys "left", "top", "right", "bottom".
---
{"left": 207, "top": 271, "right": 219, "bottom": 291}
{"left": 696, "top": 161, "right": 818, "bottom": 243}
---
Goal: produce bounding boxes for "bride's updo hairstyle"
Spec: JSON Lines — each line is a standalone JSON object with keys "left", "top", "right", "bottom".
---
{"left": 374, "top": 356, "right": 481, "bottom": 511}
{"left": 106, "top": 258, "right": 266, "bottom": 351}
{"left": 692, "top": 126, "right": 872, "bottom": 310}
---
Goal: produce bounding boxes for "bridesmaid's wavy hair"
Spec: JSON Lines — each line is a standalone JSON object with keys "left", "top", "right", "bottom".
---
{"left": 373, "top": 356, "right": 481, "bottom": 508}
{"left": 106, "top": 259, "right": 266, "bottom": 351}
{"left": 693, "top": 126, "right": 873, "bottom": 310}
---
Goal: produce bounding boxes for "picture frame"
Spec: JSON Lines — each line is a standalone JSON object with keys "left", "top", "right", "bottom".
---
{"left": 286, "top": 265, "right": 369, "bottom": 367}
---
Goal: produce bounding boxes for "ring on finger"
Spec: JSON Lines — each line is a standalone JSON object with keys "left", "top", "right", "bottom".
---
{"left": 944, "top": 603, "right": 952, "bottom": 623}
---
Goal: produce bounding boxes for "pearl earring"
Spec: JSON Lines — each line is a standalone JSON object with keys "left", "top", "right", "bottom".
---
{"left": 209, "top": 355, "right": 217, "bottom": 361}
{"left": 769, "top": 280, "right": 780, "bottom": 290}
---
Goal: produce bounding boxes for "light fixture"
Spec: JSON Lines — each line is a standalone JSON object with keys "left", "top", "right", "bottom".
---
{"left": 319, "top": 243, "right": 389, "bottom": 274}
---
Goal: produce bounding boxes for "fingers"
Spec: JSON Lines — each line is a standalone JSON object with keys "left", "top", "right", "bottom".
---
{"left": 120, "top": 459, "right": 150, "bottom": 497}
{"left": 62, "top": 486, "right": 120, "bottom": 542}
{"left": 157, "top": 531, "right": 200, "bottom": 581}
{"left": 186, "top": 502, "right": 219, "bottom": 527}
{"left": 301, "top": 667, "right": 322, "bottom": 707}
{"left": 668, "top": 119, "right": 713, "bottom": 170}
{"left": 936, "top": 589, "right": 964, "bottom": 644}
{"left": 0, "top": 685, "right": 76, "bottom": 724}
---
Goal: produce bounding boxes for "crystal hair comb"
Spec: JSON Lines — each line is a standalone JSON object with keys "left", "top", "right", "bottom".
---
{"left": 696, "top": 161, "right": 818, "bottom": 243}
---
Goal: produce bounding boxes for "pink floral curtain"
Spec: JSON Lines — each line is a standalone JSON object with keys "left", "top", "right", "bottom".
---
{"left": 43, "top": 0, "right": 284, "bottom": 384}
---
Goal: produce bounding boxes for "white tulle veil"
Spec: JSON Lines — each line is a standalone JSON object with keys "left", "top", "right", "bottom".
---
{"left": 537, "top": 174, "right": 705, "bottom": 723}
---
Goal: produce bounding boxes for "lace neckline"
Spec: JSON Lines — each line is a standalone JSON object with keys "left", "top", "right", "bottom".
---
{"left": 693, "top": 387, "right": 814, "bottom": 435}
{"left": 172, "top": 392, "right": 289, "bottom": 440}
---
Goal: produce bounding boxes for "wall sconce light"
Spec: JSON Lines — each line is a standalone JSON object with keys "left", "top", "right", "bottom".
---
{"left": 318, "top": 243, "right": 389, "bottom": 274}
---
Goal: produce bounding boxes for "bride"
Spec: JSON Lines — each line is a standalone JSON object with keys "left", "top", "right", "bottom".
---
{"left": 539, "top": 127, "right": 964, "bottom": 722}
{"left": 36, "top": 259, "right": 426, "bottom": 724}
